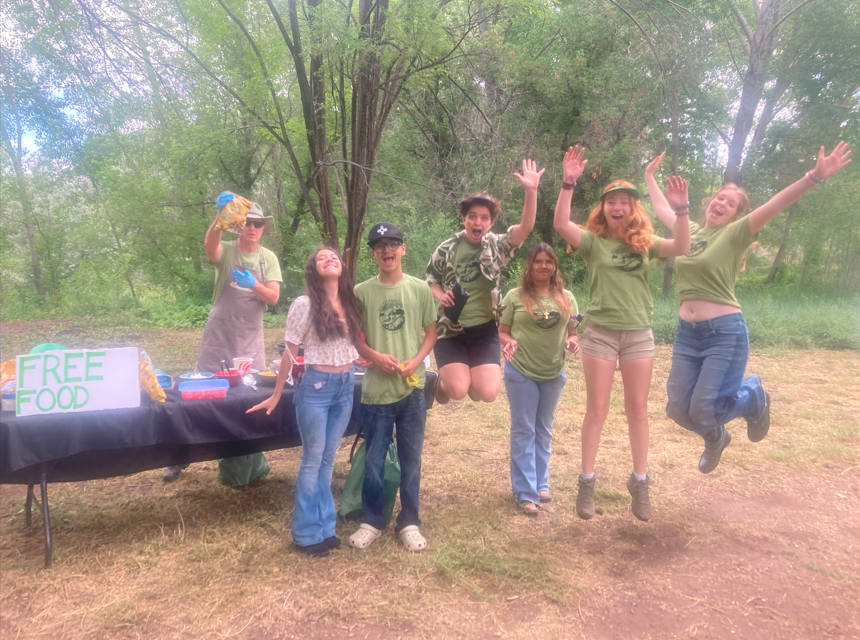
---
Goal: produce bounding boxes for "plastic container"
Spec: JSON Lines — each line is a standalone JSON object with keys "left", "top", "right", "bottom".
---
{"left": 179, "top": 379, "right": 230, "bottom": 400}
{"left": 179, "top": 372, "right": 215, "bottom": 380}
{"left": 214, "top": 369, "right": 242, "bottom": 387}
{"left": 1, "top": 393, "right": 15, "bottom": 412}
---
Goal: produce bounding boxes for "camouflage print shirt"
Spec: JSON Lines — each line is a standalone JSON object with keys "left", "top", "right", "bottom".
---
{"left": 425, "top": 226, "right": 520, "bottom": 339}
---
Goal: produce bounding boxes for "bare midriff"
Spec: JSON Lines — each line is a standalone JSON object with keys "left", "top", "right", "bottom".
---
{"left": 307, "top": 363, "right": 354, "bottom": 373}
{"left": 680, "top": 299, "right": 741, "bottom": 322}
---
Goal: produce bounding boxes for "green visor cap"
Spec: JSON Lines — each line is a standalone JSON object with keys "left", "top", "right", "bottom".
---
{"left": 600, "top": 185, "right": 641, "bottom": 200}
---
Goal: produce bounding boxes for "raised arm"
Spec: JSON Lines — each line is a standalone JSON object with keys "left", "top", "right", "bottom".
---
{"left": 658, "top": 176, "right": 691, "bottom": 257}
{"left": 644, "top": 153, "right": 677, "bottom": 231}
{"left": 553, "top": 146, "right": 589, "bottom": 248}
{"left": 747, "top": 142, "right": 852, "bottom": 235}
{"left": 509, "top": 159, "right": 546, "bottom": 247}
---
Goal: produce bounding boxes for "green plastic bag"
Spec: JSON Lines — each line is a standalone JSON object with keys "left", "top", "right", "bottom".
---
{"left": 338, "top": 441, "right": 401, "bottom": 524}
{"left": 218, "top": 453, "right": 271, "bottom": 487}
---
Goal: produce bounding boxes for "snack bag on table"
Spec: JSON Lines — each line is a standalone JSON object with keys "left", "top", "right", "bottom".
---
{"left": 139, "top": 349, "right": 166, "bottom": 402}
{"left": 214, "top": 192, "right": 252, "bottom": 235}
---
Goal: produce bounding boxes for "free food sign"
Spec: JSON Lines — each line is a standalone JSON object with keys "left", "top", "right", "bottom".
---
{"left": 15, "top": 347, "right": 140, "bottom": 417}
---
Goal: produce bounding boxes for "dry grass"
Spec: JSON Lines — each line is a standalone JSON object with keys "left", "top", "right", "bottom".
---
{"left": 1, "top": 334, "right": 859, "bottom": 639}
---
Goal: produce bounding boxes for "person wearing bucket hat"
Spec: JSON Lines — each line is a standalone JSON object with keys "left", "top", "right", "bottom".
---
{"left": 553, "top": 146, "right": 690, "bottom": 522}
{"left": 427, "top": 159, "right": 545, "bottom": 408}
{"left": 665, "top": 142, "right": 851, "bottom": 475}
{"left": 162, "top": 192, "right": 282, "bottom": 484}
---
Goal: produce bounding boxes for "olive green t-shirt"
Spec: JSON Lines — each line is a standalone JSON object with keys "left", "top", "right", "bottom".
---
{"left": 675, "top": 218, "right": 757, "bottom": 308}
{"left": 500, "top": 288, "right": 579, "bottom": 381}
{"left": 454, "top": 240, "right": 495, "bottom": 327}
{"left": 212, "top": 241, "right": 283, "bottom": 303}
{"left": 354, "top": 274, "right": 437, "bottom": 405}
{"left": 576, "top": 230, "right": 663, "bottom": 330}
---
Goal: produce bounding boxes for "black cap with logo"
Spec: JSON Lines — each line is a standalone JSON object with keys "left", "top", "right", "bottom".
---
{"left": 366, "top": 222, "right": 404, "bottom": 247}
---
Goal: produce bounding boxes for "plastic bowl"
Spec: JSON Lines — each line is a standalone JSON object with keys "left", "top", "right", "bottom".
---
{"left": 256, "top": 371, "right": 278, "bottom": 387}
{"left": 179, "top": 372, "right": 215, "bottom": 380}
{"left": 178, "top": 379, "right": 229, "bottom": 400}
{"left": 214, "top": 369, "right": 243, "bottom": 387}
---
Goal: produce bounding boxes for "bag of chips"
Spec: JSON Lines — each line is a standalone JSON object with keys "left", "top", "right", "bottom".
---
{"left": 139, "top": 349, "right": 166, "bottom": 402}
{"left": 214, "top": 192, "right": 253, "bottom": 235}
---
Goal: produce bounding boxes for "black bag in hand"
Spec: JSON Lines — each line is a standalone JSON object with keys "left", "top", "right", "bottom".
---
{"left": 443, "top": 282, "right": 470, "bottom": 324}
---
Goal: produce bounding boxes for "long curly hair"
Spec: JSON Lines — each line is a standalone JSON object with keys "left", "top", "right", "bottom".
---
{"left": 700, "top": 183, "right": 750, "bottom": 225}
{"left": 304, "top": 247, "right": 363, "bottom": 343}
{"left": 519, "top": 243, "right": 572, "bottom": 319}
{"left": 585, "top": 180, "right": 653, "bottom": 254}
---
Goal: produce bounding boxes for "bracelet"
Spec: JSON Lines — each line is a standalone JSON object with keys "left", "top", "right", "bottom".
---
{"left": 561, "top": 181, "right": 576, "bottom": 191}
{"left": 672, "top": 202, "right": 690, "bottom": 211}
{"left": 806, "top": 171, "right": 824, "bottom": 185}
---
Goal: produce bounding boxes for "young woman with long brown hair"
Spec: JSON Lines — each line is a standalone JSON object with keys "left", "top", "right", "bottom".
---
{"left": 248, "top": 247, "right": 363, "bottom": 557}
{"left": 666, "top": 142, "right": 852, "bottom": 474}
{"left": 498, "top": 243, "right": 580, "bottom": 515}
{"left": 553, "top": 147, "right": 690, "bottom": 522}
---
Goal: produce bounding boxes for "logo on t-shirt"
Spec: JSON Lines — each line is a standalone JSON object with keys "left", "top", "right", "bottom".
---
{"left": 686, "top": 239, "right": 708, "bottom": 258}
{"left": 456, "top": 251, "right": 482, "bottom": 283}
{"left": 533, "top": 304, "right": 562, "bottom": 330}
{"left": 379, "top": 299, "right": 406, "bottom": 332}
{"left": 611, "top": 246, "right": 644, "bottom": 273}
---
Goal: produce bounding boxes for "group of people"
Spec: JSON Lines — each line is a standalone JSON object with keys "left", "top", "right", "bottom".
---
{"left": 192, "top": 141, "right": 851, "bottom": 557}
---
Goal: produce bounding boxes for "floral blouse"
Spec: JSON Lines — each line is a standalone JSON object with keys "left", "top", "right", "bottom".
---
{"left": 284, "top": 296, "right": 359, "bottom": 365}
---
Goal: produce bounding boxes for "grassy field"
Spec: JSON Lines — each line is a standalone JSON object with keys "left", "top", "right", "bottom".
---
{"left": 1, "top": 321, "right": 859, "bottom": 639}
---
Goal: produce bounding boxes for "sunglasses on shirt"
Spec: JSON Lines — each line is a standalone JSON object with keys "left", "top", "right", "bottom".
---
{"left": 245, "top": 219, "right": 265, "bottom": 229}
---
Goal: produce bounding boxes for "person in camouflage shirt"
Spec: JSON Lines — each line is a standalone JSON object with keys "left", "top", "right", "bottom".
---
{"left": 426, "top": 159, "right": 545, "bottom": 405}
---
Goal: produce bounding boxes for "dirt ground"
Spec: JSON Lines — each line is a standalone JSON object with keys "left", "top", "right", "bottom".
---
{"left": 1, "top": 320, "right": 858, "bottom": 639}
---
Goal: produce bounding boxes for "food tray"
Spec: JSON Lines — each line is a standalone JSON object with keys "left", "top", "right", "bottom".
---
{"left": 178, "top": 379, "right": 230, "bottom": 400}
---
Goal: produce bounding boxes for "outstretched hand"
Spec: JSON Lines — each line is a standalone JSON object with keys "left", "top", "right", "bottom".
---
{"left": 562, "top": 145, "right": 588, "bottom": 184}
{"left": 664, "top": 176, "right": 689, "bottom": 210}
{"left": 513, "top": 159, "right": 546, "bottom": 191}
{"left": 645, "top": 152, "right": 665, "bottom": 179}
{"left": 814, "top": 142, "right": 852, "bottom": 180}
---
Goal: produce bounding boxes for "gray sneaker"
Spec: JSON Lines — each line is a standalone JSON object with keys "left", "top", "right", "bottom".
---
{"left": 626, "top": 474, "right": 651, "bottom": 522}
{"left": 162, "top": 464, "right": 189, "bottom": 483}
{"left": 576, "top": 475, "right": 596, "bottom": 520}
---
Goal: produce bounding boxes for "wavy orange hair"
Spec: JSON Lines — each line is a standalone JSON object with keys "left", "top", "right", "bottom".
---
{"left": 585, "top": 180, "right": 653, "bottom": 254}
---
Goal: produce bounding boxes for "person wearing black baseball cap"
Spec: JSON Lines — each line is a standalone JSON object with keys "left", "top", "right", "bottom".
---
{"left": 350, "top": 222, "right": 437, "bottom": 552}
{"left": 553, "top": 147, "right": 690, "bottom": 523}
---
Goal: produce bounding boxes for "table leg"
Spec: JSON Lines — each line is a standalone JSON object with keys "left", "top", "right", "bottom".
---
{"left": 25, "top": 484, "right": 34, "bottom": 527}
{"left": 40, "top": 464, "right": 52, "bottom": 569}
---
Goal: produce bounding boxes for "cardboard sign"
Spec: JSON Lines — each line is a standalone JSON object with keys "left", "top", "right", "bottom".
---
{"left": 15, "top": 347, "right": 141, "bottom": 417}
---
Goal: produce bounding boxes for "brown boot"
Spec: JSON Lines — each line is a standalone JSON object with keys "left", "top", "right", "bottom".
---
{"left": 626, "top": 474, "right": 651, "bottom": 522}
{"left": 575, "top": 475, "right": 595, "bottom": 520}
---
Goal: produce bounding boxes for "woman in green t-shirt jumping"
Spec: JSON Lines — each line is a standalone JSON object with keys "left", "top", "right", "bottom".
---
{"left": 499, "top": 243, "right": 580, "bottom": 516}
{"left": 553, "top": 147, "right": 690, "bottom": 522}
{"left": 666, "top": 142, "right": 852, "bottom": 474}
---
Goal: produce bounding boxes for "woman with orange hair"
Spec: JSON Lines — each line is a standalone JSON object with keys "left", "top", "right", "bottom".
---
{"left": 666, "top": 142, "right": 852, "bottom": 474}
{"left": 553, "top": 147, "right": 690, "bottom": 522}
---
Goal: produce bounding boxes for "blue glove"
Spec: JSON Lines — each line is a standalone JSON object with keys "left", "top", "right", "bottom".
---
{"left": 216, "top": 192, "right": 234, "bottom": 211}
{"left": 233, "top": 269, "right": 256, "bottom": 289}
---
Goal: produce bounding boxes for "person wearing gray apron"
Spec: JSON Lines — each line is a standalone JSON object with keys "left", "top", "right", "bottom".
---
{"left": 163, "top": 194, "right": 282, "bottom": 484}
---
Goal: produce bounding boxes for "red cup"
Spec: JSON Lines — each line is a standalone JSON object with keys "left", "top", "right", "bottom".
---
{"left": 233, "top": 357, "right": 254, "bottom": 374}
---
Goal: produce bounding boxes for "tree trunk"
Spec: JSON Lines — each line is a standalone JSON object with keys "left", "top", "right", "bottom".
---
{"left": 765, "top": 205, "right": 796, "bottom": 283}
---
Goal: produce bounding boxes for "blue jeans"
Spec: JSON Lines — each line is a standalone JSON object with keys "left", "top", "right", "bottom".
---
{"left": 666, "top": 313, "right": 766, "bottom": 449}
{"left": 361, "top": 388, "right": 426, "bottom": 532}
{"left": 504, "top": 362, "right": 567, "bottom": 504}
{"left": 292, "top": 367, "right": 355, "bottom": 547}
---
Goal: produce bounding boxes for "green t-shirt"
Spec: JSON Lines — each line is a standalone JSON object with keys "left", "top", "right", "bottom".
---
{"left": 453, "top": 240, "right": 495, "bottom": 327}
{"left": 500, "top": 288, "right": 579, "bottom": 381}
{"left": 576, "top": 230, "right": 663, "bottom": 330}
{"left": 675, "top": 218, "right": 757, "bottom": 308}
{"left": 212, "top": 241, "right": 283, "bottom": 303}
{"left": 354, "top": 274, "right": 437, "bottom": 405}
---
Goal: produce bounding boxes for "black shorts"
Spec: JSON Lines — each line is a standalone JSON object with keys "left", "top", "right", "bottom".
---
{"left": 434, "top": 320, "right": 501, "bottom": 369}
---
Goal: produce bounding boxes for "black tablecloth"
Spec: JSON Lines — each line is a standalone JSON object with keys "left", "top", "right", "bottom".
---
{"left": 0, "top": 372, "right": 437, "bottom": 485}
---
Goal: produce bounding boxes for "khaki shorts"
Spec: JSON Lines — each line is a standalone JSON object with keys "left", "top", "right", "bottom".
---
{"left": 580, "top": 322, "right": 655, "bottom": 361}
